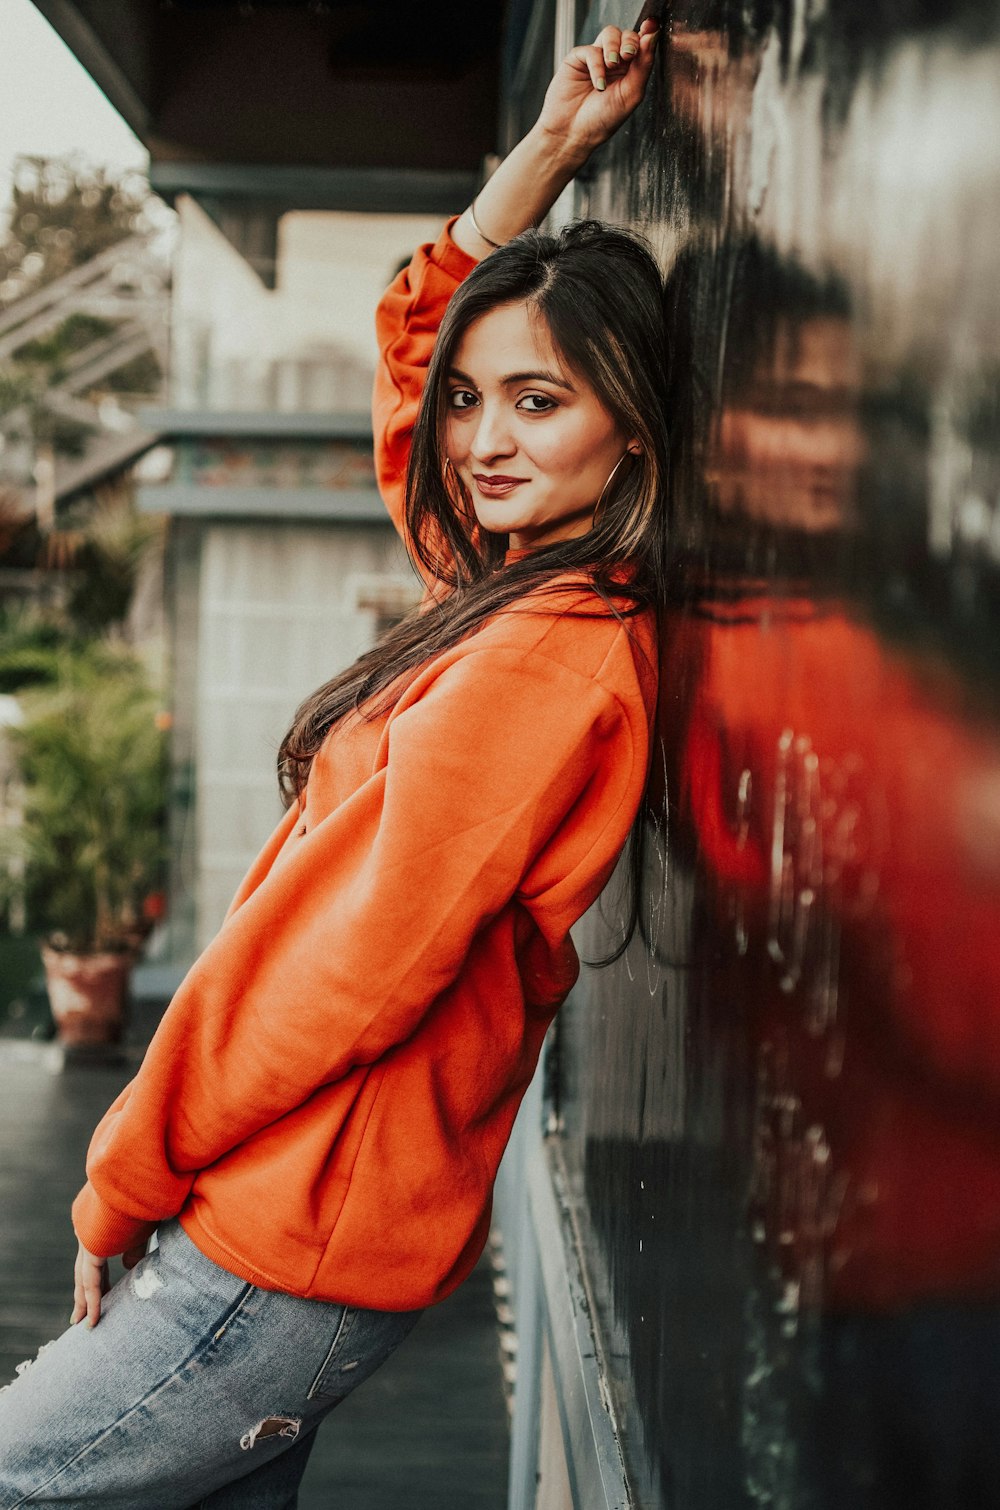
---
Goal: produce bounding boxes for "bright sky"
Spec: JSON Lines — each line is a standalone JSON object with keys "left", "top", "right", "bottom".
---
{"left": 0, "top": 0, "right": 147, "bottom": 205}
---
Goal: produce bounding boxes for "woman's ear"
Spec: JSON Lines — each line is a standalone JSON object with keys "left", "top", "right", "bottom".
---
{"left": 627, "top": 441, "right": 643, "bottom": 456}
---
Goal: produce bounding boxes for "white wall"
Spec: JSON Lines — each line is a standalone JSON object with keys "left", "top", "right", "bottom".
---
{"left": 194, "top": 520, "right": 411, "bottom": 947}
{"left": 171, "top": 199, "right": 445, "bottom": 412}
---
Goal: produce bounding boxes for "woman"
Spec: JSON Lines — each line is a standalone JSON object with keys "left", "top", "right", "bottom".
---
{"left": 0, "top": 17, "right": 664, "bottom": 1507}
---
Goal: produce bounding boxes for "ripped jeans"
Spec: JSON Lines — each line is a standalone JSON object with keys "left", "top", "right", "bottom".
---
{"left": 0, "top": 1219, "right": 423, "bottom": 1509}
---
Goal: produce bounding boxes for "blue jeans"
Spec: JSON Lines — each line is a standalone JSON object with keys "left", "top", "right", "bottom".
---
{"left": 0, "top": 1219, "right": 423, "bottom": 1508}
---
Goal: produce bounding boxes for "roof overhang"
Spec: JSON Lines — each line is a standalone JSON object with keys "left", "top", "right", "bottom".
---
{"left": 32, "top": 1, "right": 505, "bottom": 187}
{"left": 32, "top": 0, "right": 506, "bottom": 283}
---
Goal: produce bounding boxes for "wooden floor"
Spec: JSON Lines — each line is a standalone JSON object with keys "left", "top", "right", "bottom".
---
{"left": 0, "top": 1042, "right": 510, "bottom": 1509}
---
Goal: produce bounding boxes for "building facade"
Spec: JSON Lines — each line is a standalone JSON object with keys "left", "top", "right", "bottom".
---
{"left": 138, "top": 199, "right": 441, "bottom": 955}
{"left": 36, "top": 2, "right": 1000, "bottom": 1506}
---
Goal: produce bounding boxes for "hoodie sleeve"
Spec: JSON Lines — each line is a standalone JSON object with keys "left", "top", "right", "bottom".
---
{"left": 72, "top": 633, "right": 643, "bottom": 1258}
{"left": 372, "top": 217, "right": 479, "bottom": 584}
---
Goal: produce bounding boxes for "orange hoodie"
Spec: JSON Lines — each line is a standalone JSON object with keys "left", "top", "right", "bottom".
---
{"left": 72, "top": 221, "right": 658, "bottom": 1310}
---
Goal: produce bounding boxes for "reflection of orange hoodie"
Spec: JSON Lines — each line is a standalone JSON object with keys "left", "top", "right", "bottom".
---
{"left": 72, "top": 221, "right": 657, "bottom": 1310}
{"left": 669, "top": 596, "right": 1000, "bottom": 1309}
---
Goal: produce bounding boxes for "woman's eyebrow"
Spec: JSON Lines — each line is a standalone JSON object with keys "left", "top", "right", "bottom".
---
{"left": 502, "top": 370, "right": 576, "bottom": 391}
{"left": 447, "top": 365, "right": 576, "bottom": 392}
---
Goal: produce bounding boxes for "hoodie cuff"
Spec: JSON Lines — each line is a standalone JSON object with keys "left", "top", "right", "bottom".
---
{"left": 72, "top": 1181, "right": 158, "bottom": 1258}
{"left": 430, "top": 217, "right": 481, "bottom": 283}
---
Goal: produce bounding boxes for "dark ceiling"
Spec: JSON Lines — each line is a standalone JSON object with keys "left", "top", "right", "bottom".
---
{"left": 34, "top": 0, "right": 507, "bottom": 175}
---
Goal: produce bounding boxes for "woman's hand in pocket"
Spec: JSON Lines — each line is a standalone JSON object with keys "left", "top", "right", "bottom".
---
{"left": 72, "top": 1241, "right": 109, "bottom": 1329}
{"left": 71, "top": 1238, "right": 146, "bottom": 1328}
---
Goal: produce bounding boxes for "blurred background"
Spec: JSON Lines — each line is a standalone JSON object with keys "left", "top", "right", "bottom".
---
{"left": 0, "top": 4, "right": 508, "bottom": 1505}
{"left": 1, "top": 1, "right": 1000, "bottom": 1508}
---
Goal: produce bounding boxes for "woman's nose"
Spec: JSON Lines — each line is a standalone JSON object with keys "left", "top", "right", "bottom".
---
{"left": 471, "top": 405, "right": 516, "bottom": 461}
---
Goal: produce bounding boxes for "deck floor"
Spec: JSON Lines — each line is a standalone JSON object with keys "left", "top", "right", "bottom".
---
{"left": 0, "top": 1041, "right": 510, "bottom": 1508}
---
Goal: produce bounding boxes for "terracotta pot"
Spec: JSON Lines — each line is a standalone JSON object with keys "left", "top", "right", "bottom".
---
{"left": 41, "top": 945, "right": 131, "bottom": 1047}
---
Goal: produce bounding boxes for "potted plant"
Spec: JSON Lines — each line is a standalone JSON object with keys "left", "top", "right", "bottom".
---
{"left": 5, "top": 646, "right": 167, "bottom": 1047}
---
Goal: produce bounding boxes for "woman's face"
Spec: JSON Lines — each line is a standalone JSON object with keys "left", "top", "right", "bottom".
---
{"left": 445, "top": 300, "right": 632, "bottom": 551}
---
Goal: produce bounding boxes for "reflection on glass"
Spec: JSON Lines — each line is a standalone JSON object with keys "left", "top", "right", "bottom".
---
{"left": 564, "top": 2, "right": 1000, "bottom": 1502}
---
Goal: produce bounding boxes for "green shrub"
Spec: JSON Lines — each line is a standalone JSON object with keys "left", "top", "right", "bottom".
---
{"left": 5, "top": 646, "right": 167, "bottom": 951}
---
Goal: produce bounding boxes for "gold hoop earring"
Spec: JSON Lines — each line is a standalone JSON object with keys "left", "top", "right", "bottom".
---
{"left": 593, "top": 450, "right": 635, "bottom": 527}
{"left": 443, "top": 455, "right": 461, "bottom": 496}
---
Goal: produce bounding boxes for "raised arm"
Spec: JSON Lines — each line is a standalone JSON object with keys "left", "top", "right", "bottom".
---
{"left": 452, "top": 17, "right": 660, "bottom": 259}
{"left": 373, "top": 18, "right": 660, "bottom": 575}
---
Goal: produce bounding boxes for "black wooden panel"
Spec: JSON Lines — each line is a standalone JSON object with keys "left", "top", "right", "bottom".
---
{"left": 555, "top": 0, "right": 1000, "bottom": 1503}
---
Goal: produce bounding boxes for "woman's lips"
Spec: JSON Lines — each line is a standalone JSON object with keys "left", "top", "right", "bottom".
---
{"left": 473, "top": 474, "right": 528, "bottom": 497}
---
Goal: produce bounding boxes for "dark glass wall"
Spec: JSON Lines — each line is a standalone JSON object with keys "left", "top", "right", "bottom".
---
{"left": 556, "top": 0, "right": 1000, "bottom": 1504}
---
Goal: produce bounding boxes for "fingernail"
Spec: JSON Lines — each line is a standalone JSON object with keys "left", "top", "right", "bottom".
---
{"left": 622, "top": 43, "right": 637, "bottom": 56}
{"left": 85, "top": 1318, "right": 95, "bottom": 1330}
{"left": 595, "top": 77, "right": 606, "bottom": 91}
{"left": 607, "top": 49, "right": 619, "bottom": 63}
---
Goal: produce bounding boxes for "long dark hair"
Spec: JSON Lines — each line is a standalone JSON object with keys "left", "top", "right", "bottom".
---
{"left": 278, "top": 219, "right": 670, "bottom": 807}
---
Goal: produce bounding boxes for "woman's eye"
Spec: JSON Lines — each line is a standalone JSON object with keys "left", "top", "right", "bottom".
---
{"left": 517, "top": 394, "right": 557, "bottom": 413}
{"left": 448, "top": 389, "right": 478, "bottom": 410}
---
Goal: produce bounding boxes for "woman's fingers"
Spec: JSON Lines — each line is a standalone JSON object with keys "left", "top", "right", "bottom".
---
{"left": 538, "top": 17, "right": 659, "bottom": 151}
{"left": 594, "top": 17, "right": 658, "bottom": 56}
{"left": 600, "top": 19, "right": 660, "bottom": 71}
{"left": 599, "top": 25, "right": 623, "bottom": 66}
{"left": 592, "top": 23, "right": 647, "bottom": 68}
{"left": 622, "top": 23, "right": 660, "bottom": 90}
{"left": 579, "top": 43, "right": 608, "bottom": 92}
{"left": 578, "top": 25, "right": 656, "bottom": 94}
{"left": 72, "top": 1241, "right": 109, "bottom": 1329}
{"left": 71, "top": 1243, "right": 86, "bottom": 1324}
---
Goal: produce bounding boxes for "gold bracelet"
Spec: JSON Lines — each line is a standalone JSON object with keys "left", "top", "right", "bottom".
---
{"left": 469, "top": 197, "right": 503, "bottom": 250}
